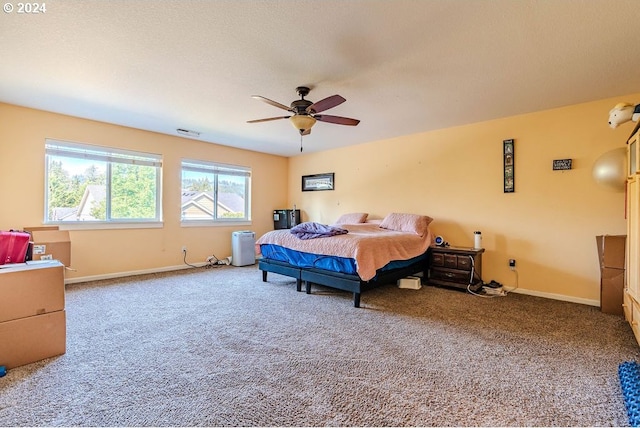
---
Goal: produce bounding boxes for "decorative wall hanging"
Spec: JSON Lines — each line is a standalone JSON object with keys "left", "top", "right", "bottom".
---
{"left": 302, "top": 173, "right": 335, "bottom": 191}
{"left": 553, "top": 159, "right": 572, "bottom": 170}
{"left": 503, "top": 139, "right": 515, "bottom": 193}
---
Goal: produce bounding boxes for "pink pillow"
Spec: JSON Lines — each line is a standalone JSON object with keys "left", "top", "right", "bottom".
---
{"left": 333, "top": 212, "right": 368, "bottom": 224}
{"left": 379, "top": 213, "right": 433, "bottom": 236}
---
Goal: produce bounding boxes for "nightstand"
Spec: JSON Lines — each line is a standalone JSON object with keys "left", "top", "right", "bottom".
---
{"left": 427, "top": 246, "right": 484, "bottom": 292}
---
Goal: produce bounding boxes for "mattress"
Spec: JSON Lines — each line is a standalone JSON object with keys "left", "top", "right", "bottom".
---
{"left": 259, "top": 243, "right": 427, "bottom": 278}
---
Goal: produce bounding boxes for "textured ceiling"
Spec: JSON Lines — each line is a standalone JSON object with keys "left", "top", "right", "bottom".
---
{"left": 1, "top": 0, "right": 639, "bottom": 157}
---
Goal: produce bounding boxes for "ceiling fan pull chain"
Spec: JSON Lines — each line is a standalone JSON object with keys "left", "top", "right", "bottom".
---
{"left": 300, "top": 134, "right": 303, "bottom": 152}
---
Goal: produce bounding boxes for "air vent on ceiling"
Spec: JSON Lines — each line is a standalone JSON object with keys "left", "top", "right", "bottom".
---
{"left": 177, "top": 128, "right": 201, "bottom": 138}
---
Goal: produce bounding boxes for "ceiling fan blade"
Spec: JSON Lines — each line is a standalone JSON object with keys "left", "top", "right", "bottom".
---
{"left": 246, "top": 116, "right": 290, "bottom": 123}
{"left": 314, "top": 114, "right": 360, "bottom": 126}
{"left": 251, "top": 95, "right": 292, "bottom": 112}
{"left": 307, "top": 95, "right": 346, "bottom": 114}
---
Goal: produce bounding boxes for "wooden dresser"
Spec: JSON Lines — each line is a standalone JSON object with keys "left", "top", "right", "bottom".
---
{"left": 427, "top": 246, "right": 485, "bottom": 292}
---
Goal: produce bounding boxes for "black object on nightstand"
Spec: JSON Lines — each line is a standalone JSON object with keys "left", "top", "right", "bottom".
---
{"left": 273, "top": 209, "right": 301, "bottom": 229}
{"left": 427, "top": 246, "right": 485, "bottom": 292}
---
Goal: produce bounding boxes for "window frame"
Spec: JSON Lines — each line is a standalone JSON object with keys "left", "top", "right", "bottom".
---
{"left": 180, "top": 158, "right": 251, "bottom": 226}
{"left": 44, "top": 139, "right": 163, "bottom": 228}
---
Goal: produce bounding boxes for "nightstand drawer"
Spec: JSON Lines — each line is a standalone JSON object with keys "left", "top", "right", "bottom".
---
{"left": 439, "top": 254, "right": 472, "bottom": 271}
{"left": 444, "top": 254, "right": 457, "bottom": 268}
{"left": 430, "top": 268, "right": 471, "bottom": 284}
{"left": 432, "top": 253, "right": 445, "bottom": 266}
{"left": 456, "top": 256, "right": 472, "bottom": 271}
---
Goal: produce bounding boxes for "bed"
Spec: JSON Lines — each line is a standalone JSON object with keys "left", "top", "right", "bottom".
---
{"left": 255, "top": 212, "right": 434, "bottom": 307}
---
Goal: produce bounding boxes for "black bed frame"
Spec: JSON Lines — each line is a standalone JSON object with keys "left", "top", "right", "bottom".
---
{"left": 259, "top": 254, "right": 430, "bottom": 307}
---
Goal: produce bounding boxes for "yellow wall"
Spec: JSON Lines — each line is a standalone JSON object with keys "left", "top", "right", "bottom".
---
{"left": 289, "top": 94, "right": 640, "bottom": 305}
{"left": 0, "top": 103, "right": 289, "bottom": 281}
{"left": 2, "top": 94, "right": 637, "bottom": 305}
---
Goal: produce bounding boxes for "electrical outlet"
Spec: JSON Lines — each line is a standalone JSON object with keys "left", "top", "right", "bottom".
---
{"left": 182, "top": 246, "right": 187, "bottom": 253}
{"left": 509, "top": 259, "right": 516, "bottom": 269}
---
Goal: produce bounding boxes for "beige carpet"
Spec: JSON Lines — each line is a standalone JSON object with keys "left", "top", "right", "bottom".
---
{"left": 0, "top": 264, "right": 638, "bottom": 426}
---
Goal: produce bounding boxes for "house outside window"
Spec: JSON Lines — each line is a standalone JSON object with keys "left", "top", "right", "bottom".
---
{"left": 181, "top": 159, "right": 251, "bottom": 224}
{"left": 45, "top": 139, "right": 162, "bottom": 225}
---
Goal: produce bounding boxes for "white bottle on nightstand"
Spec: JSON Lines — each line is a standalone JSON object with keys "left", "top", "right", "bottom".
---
{"left": 474, "top": 231, "right": 482, "bottom": 249}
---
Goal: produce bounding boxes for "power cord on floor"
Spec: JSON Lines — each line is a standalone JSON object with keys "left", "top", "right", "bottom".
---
{"left": 182, "top": 249, "right": 199, "bottom": 268}
{"left": 468, "top": 281, "right": 508, "bottom": 298}
{"left": 503, "top": 268, "right": 519, "bottom": 295}
{"left": 205, "top": 254, "right": 223, "bottom": 269}
{"left": 466, "top": 256, "right": 495, "bottom": 298}
{"left": 466, "top": 255, "right": 519, "bottom": 298}
{"left": 468, "top": 283, "right": 500, "bottom": 298}
{"left": 183, "top": 249, "right": 226, "bottom": 269}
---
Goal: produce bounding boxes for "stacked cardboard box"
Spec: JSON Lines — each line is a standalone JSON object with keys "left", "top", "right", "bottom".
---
{"left": 23, "top": 226, "right": 71, "bottom": 267}
{"left": 0, "top": 261, "right": 66, "bottom": 369}
{"left": 596, "top": 235, "right": 626, "bottom": 316}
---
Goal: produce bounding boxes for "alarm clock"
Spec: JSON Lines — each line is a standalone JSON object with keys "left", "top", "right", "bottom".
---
{"left": 435, "top": 235, "right": 448, "bottom": 247}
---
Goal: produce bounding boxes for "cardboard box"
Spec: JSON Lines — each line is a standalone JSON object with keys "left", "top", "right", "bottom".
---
{"left": 596, "top": 235, "right": 626, "bottom": 315}
{"left": 0, "top": 310, "right": 66, "bottom": 369}
{"left": 0, "top": 261, "right": 65, "bottom": 323}
{"left": 596, "top": 235, "right": 626, "bottom": 269}
{"left": 23, "top": 226, "right": 59, "bottom": 232}
{"left": 24, "top": 227, "right": 71, "bottom": 267}
{"left": 601, "top": 267, "right": 625, "bottom": 316}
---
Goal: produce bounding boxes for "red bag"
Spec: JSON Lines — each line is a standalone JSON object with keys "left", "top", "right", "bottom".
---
{"left": 0, "top": 231, "right": 30, "bottom": 265}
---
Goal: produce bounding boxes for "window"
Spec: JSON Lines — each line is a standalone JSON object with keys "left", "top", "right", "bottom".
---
{"left": 45, "top": 139, "right": 162, "bottom": 224}
{"left": 181, "top": 159, "right": 251, "bottom": 223}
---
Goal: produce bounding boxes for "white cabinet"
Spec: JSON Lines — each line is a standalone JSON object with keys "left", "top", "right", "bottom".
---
{"left": 625, "top": 129, "right": 640, "bottom": 345}
{"left": 628, "top": 176, "right": 639, "bottom": 300}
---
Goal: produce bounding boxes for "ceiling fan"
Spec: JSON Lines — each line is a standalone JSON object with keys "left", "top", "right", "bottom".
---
{"left": 247, "top": 86, "right": 360, "bottom": 136}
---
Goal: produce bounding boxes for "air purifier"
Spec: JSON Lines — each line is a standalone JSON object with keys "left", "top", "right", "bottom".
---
{"left": 231, "top": 231, "right": 256, "bottom": 266}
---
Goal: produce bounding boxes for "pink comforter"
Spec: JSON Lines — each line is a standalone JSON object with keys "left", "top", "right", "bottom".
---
{"left": 255, "top": 223, "right": 433, "bottom": 281}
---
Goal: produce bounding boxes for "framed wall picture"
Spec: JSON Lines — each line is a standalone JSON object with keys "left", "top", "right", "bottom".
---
{"left": 302, "top": 173, "right": 335, "bottom": 191}
{"left": 552, "top": 159, "right": 572, "bottom": 170}
{"left": 503, "top": 139, "right": 515, "bottom": 193}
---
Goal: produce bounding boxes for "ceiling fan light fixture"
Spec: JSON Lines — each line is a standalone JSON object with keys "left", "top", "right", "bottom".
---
{"left": 290, "top": 115, "right": 316, "bottom": 133}
{"left": 248, "top": 87, "right": 359, "bottom": 138}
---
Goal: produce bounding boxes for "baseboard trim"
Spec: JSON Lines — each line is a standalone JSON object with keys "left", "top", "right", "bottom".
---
{"left": 509, "top": 287, "right": 599, "bottom": 307}
{"left": 64, "top": 263, "right": 210, "bottom": 285}
{"left": 65, "top": 265, "right": 600, "bottom": 307}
